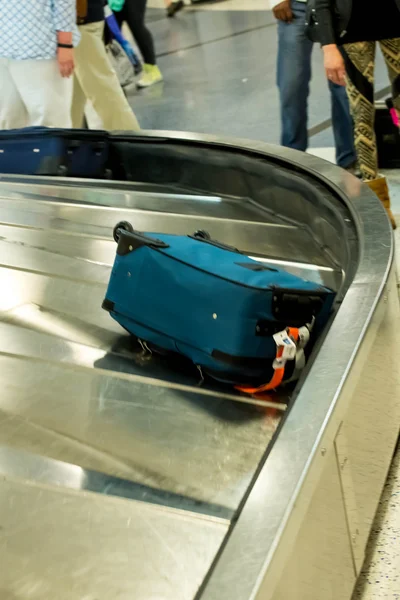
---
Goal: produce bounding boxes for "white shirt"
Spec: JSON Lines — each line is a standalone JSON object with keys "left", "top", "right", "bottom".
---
{"left": 0, "top": 0, "right": 80, "bottom": 61}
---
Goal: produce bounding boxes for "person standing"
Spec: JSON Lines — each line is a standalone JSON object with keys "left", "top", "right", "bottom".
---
{"left": 108, "top": 0, "right": 163, "bottom": 88}
{"left": 0, "top": 0, "right": 78, "bottom": 129}
{"left": 72, "top": 0, "right": 140, "bottom": 130}
{"left": 314, "top": 0, "right": 400, "bottom": 228}
{"left": 271, "top": 0, "right": 357, "bottom": 170}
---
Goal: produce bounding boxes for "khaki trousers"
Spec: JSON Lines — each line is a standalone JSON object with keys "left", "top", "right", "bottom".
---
{"left": 72, "top": 21, "right": 140, "bottom": 131}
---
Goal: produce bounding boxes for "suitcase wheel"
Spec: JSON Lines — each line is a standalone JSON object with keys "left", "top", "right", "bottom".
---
{"left": 193, "top": 230, "right": 211, "bottom": 240}
{"left": 57, "top": 165, "right": 68, "bottom": 177}
{"left": 113, "top": 221, "right": 134, "bottom": 243}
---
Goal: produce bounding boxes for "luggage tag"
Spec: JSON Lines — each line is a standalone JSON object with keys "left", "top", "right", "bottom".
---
{"left": 277, "top": 322, "right": 313, "bottom": 384}
{"left": 285, "top": 346, "right": 306, "bottom": 384}
{"left": 297, "top": 324, "right": 311, "bottom": 349}
{"left": 273, "top": 330, "right": 297, "bottom": 361}
{"left": 236, "top": 325, "right": 306, "bottom": 396}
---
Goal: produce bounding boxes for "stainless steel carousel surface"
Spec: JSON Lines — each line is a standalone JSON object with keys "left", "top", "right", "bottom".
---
{"left": 0, "top": 132, "right": 398, "bottom": 600}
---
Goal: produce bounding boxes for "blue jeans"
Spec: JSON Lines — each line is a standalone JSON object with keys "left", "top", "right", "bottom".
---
{"left": 277, "top": 1, "right": 356, "bottom": 168}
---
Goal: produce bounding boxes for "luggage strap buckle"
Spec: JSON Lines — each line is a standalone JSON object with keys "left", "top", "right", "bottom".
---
{"left": 235, "top": 321, "right": 313, "bottom": 396}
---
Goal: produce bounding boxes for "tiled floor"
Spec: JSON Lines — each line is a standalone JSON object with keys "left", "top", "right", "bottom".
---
{"left": 128, "top": 0, "right": 390, "bottom": 141}
{"left": 353, "top": 443, "right": 400, "bottom": 599}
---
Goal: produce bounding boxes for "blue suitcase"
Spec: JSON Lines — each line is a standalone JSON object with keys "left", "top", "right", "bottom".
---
{"left": 102, "top": 222, "right": 335, "bottom": 389}
{"left": 0, "top": 127, "right": 109, "bottom": 178}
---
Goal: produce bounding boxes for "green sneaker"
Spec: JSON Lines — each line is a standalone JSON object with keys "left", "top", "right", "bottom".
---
{"left": 137, "top": 64, "right": 163, "bottom": 89}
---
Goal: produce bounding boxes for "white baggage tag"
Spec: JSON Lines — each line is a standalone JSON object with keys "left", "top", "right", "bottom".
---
{"left": 281, "top": 342, "right": 297, "bottom": 360}
{"left": 273, "top": 329, "right": 297, "bottom": 360}
{"left": 273, "top": 330, "right": 290, "bottom": 345}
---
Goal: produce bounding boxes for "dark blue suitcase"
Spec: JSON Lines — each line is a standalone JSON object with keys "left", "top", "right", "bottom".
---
{"left": 0, "top": 127, "right": 109, "bottom": 178}
{"left": 102, "top": 222, "right": 335, "bottom": 390}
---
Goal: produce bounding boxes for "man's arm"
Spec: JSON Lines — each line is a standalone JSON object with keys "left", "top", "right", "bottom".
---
{"left": 53, "top": 0, "right": 77, "bottom": 78}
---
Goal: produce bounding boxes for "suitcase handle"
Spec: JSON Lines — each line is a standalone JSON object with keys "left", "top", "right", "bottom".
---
{"left": 114, "top": 221, "right": 169, "bottom": 255}
{"left": 190, "top": 230, "right": 241, "bottom": 254}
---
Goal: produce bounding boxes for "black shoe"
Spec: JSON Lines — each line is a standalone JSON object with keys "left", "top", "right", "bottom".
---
{"left": 344, "top": 160, "right": 362, "bottom": 178}
{"left": 167, "top": 0, "right": 184, "bottom": 17}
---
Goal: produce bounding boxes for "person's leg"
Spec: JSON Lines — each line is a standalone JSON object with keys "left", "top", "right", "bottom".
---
{"left": 74, "top": 22, "right": 140, "bottom": 131}
{"left": 122, "top": 0, "right": 156, "bottom": 65}
{"left": 328, "top": 78, "right": 357, "bottom": 168}
{"left": 277, "top": 1, "right": 313, "bottom": 151}
{"left": 10, "top": 58, "right": 72, "bottom": 128}
{"left": 122, "top": 0, "right": 162, "bottom": 87}
{"left": 342, "top": 41, "right": 377, "bottom": 180}
{"left": 343, "top": 41, "right": 396, "bottom": 228}
{"left": 84, "top": 100, "right": 105, "bottom": 129}
{"left": 0, "top": 58, "right": 28, "bottom": 129}
{"left": 71, "top": 71, "right": 87, "bottom": 128}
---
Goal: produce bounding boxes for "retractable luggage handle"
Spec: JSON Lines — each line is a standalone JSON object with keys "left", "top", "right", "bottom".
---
{"left": 113, "top": 223, "right": 241, "bottom": 254}
{"left": 113, "top": 221, "right": 169, "bottom": 255}
{"left": 190, "top": 230, "right": 242, "bottom": 253}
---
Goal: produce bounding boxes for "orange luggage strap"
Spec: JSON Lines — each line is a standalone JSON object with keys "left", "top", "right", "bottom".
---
{"left": 236, "top": 326, "right": 303, "bottom": 395}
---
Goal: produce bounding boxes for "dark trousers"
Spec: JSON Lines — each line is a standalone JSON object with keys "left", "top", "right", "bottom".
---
{"left": 113, "top": 0, "right": 156, "bottom": 65}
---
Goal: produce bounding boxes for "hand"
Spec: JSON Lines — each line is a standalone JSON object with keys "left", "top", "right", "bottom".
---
{"left": 57, "top": 47, "right": 74, "bottom": 78}
{"left": 323, "top": 45, "right": 346, "bottom": 86}
{"left": 108, "top": 0, "right": 125, "bottom": 11}
{"left": 273, "top": 1, "right": 293, "bottom": 22}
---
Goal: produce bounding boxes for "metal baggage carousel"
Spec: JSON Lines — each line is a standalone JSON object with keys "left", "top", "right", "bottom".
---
{"left": 0, "top": 132, "right": 398, "bottom": 600}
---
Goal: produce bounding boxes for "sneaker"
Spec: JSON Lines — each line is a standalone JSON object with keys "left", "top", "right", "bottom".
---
{"left": 167, "top": 0, "right": 184, "bottom": 17}
{"left": 137, "top": 64, "right": 163, "bottom": 89}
